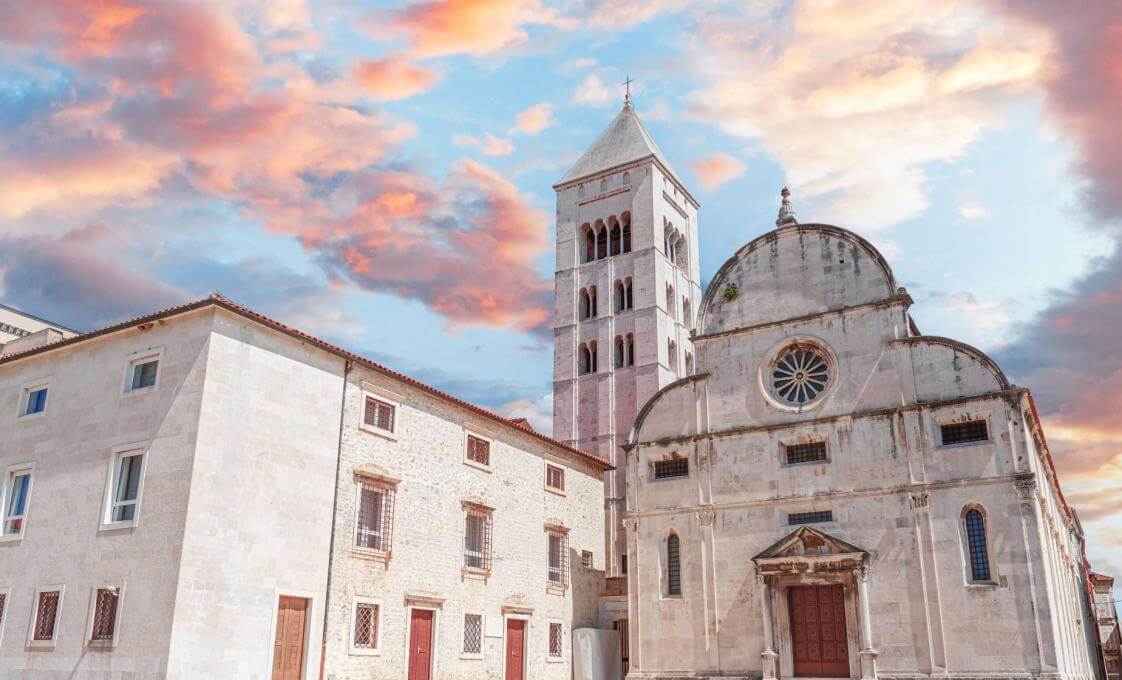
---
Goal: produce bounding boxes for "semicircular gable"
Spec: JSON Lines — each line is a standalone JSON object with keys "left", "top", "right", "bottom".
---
{"left": 629, "top": 373, "right": 707, "bottom": 445}
{"left": 698, "top": 224, "right": 899, "bottom": 336}
{"left": 896, "top": 336, "right": 1011, "bottom": 400}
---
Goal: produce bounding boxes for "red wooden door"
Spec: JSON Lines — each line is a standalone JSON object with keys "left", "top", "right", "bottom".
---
{"left": 408, "top": 609, "right": 435, "bottom": 680}
{"left": 613, "top": 619, "right": 630, "bottom": 675}
{"left": 505, "top": 619, "right": 526, "bottom": 680}
{"left": 271, "top": 596, "right": 308, "bottom": 680}
{"left": 789, "top": 585, "right": 849, "bottom": 677}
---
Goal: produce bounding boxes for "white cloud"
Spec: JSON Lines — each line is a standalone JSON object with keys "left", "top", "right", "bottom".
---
{"left": 500, "top": 394, "right": 553, "bottom": 434}
{"left": 452, "top": 132, "right": 515, "bottom": 156}
{"left": 574, "top": 74, "right": 616, "bottom": 107}
{"left": 958, "top": 202, "right": 992, "bottom": 220}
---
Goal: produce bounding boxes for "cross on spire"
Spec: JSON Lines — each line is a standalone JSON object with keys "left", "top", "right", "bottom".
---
{"left": 623, "top": 75, "right": 633, "bottom": 107}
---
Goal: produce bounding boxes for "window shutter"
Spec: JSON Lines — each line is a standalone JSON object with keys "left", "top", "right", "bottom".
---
{"left": 34, "top": 591, "right": 60, "bottom": 641}
{"left": 91, "top": 589, "right": 118, "bottom": 641}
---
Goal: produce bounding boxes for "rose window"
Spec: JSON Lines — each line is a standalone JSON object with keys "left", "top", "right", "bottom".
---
{"left": 771, "top": 345, "right": 831, "bottom": 406}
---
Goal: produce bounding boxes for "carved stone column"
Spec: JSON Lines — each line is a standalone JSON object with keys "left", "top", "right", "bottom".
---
{"left": 758, "top": 573, "right": 779, "bottom": 679}
{"left": 855, "top": 563, "right": 879, "bottom": 679}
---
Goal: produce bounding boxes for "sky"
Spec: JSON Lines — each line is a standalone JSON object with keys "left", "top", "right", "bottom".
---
{"left": 0, "top": 0, "right": 1120, "bottom": 576}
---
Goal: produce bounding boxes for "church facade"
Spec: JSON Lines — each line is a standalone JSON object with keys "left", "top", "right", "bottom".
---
{"left": 555, "top": 104, "right": 1104, "bottom": 679}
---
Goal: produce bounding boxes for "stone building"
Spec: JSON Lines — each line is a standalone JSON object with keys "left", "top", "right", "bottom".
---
{"left": 0, "top": 295, "right": 608, "bottom": 679}
{"left": 619, "top": 194, "right": 1103, "bottom": 679}
{"left": 0, "top": 303, "right": 76, "bottom": 354}
{"left": 1092, "top": 572, "right": 1120, "bottom": 680}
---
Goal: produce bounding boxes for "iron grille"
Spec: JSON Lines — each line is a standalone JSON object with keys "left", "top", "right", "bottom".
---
{"left": 965, "top": 509, "right": 991, "bottom": 581}
{"left": 789, "top": 510, "right": 833, "bottom": 525}
{"left": 549, "top": 622, "right": 563, "bottom": 658}
{"left": 463, "top": 614, "right": 482, "bottom": 654}
{"left": 546, "top": 465, "right": 565, "bottom": 491}
{"left": 652, "top": 458, "right": 689, "bottom": 480}
{"left": 581, "top": 550, "right": 593, "bottom": 568}
{"left": 34, "top": 591, "right": 59, "bottom": 641}
{"left": 364, "top": 397, "right": 395, "bottom": 432}
{"left": 786, "top": 441, "right": 827, "bottom": 464}
{"left": 667, "top": 534, "right": 681, "bottom": 595}
{"left": 464, "top": 505, "right": 493, "bottom": 572}
{"left": 353, "top": 603, "right": 378, "bottom": 648}
{"left": 91, "top": 589, "right": 118, "bottom": 641}
{"left": 941, "top": 420, "right": 989, "bottom": 445}
{"left": 548, "top": 530, "right": 569, "bottom": 587}
{"left": 467, "top": 435, "right": 491, "bottom": 466}
{"left": 356, "top": 483, "right": 395, "bottom": 553}
{"left": 0, "top": 592, "right": 6, "bottom": 630}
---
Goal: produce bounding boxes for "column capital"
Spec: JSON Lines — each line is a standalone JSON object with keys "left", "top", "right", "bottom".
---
{"left": 908, "top": 492, "right": 929, "bottom": 510}
{"left": 1015, "top": 477, "right": 1037, "bottom": 502}
{"left": 696, "top": 508, "right": 716, "bottom": 526}
{"left": 622, "top": 516, "right": 640, "bottom": 532}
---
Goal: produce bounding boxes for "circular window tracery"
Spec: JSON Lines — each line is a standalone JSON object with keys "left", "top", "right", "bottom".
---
{"left": 771, "top": 345, "right": 831, "bottom": 406}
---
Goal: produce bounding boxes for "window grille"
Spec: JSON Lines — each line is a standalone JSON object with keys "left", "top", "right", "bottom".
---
{"left": 788, "top": 510, "right": 833, "bottom": 525}
{"left": 364, "top": 397, "right": 396, "bottom": 432}
{"left": 546, "top": 465, "right": 565, "bottom": 491}
{"left": 0, "top": 592, "right": 6, "bottom": 630}
{"left": 353, "top": 603, "right": 379, "bottom": 649}
{"left": 667, "top": 534, "right": 681, "bottom": 596}
{"left": 130, "top": 360, "right": 158, "bottom": 391}
{"left": 965, "top": 509, "right": 991, "bottom": 581}
{"left": 652, "top": 458, "right": 689, "bottom": 480}
{"left": 356, "top": 482, "right": 395, "bottom": 553}
{"left": 467, "top": 435, "right": 491, "bottom": 466}
{"left": 941, "top": 420, "right": 988, "bottom": 445}
{"left": 463, "top": 614, "right": 482, "bottom": 654}
{"left": 4, "top": 470, "right": 31, "bottom": 535}
{"left": 581, "top": 550, "right": 593, "bottom": 568}
{"left": 464, "top": 504, "right": 493, "bottom": 572}
{"left": 548, "top": 529, "right": 569, "bottom": 586}
{"left": 549, "top": 622, "right": 563, "bottom": 658}
{"left": 34, "top": 591, "right": 60, "bottom": 641}
{"left": 110, "top": 452, "right": 144, "bottom": 522}
{"left": 785, "top": 441, "right": 827, "bottom": 465}
{"left": 91, "top": 588, "right": 118, "bottom": 641}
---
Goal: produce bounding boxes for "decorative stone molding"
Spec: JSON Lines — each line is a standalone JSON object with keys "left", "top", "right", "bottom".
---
{"left": 908, "top": 492, "right": 929, "bottom": 509}
{"left": 1015, "top": 477, "right": 1037, "bottom": 501}
{"left": 696, "top": 509, "right": 716, "bottom": 526}
{"left": 622, "top": 517, "right": 639, "bottom": 532}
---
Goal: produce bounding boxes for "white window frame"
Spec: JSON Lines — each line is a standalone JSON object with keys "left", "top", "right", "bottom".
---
{"left": 352, "top": 476, "right": 393, "bottom": 560}
{"left": 27, "top": 584, "right": 65, "bottom": 649}
{"left": 100, "top": 442, "right": 148, "bottom": 531}
{"left": 121, "top": 347, "right": 164, "bottom": 396}
{"left": 547, "top": 619, "right": 565, "bottom": 662}
{"left": 0, "top": 586, "right": 11, "bottom": 646}
{"left": 463, "top": 424, "right": 494, "bottom": 473}
{"left": 358, "top": 382, "right": 401, "bottom": 441}
{"left": 17, "top": 377, "right": 51, "bottom": 419}
{"left": 348, "top": 595, "right": 382, "bottom": 656}
{"left": 85, "top": 582, "right": 125, "bottom": 648}
{"left": 544, "top": 461, "right": 566, "bottom": 495}
{"left": 460, "top": 611, "right": 485, "bottom": 660}
{"left": 0, "top": 463, "right": 34, "bottom": 542}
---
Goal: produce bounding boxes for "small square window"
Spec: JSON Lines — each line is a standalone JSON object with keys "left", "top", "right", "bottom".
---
{"left": 104, "top": 449, "right": 145, "bottom": 526}
{"left": 20, "top": 385, "right": 48, "bottom": 417}
{"left": 2, "top": 467, "right": 32, "bottom": 538}
{"left": 363, "top": 397, "right": 396, "bottom": 433}
{"left": 940, "top": 420, "right": 989, "bottom": 446}
{"left": 581, "top": 550, "right": 593, "bottom": 568}
{"left": 463, "top": 613, "right": 482, "bottom": 655}
{"left": 128, "top": 359, "right": 159, "bottom": 392}
{"left": 549, "top": 622, "right": 563, "bottom": 658}
{"left": 90, "top": 587, "right": 120, "bottom": 643}
{"left": 652, "top": 458, "right": 689, "bottom": 480}
{"left": 466, "top": 435, "right": 490, "bottom": 467}
{"left": 352, "top": 602, "right": 379, "bottom": 651}
{"left": 784, "top": 441, "right": 827, "bottom": 465}
{"left": 546, "top": 464, "right": 565, "bottom": 492}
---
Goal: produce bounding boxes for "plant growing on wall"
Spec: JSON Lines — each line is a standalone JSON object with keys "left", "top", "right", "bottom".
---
{"left": 722, "top": 282, "right": 741, "bottom": 302}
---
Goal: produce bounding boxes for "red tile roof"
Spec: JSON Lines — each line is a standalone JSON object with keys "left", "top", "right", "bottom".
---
{"left": 0, "top": 293, "right": 612, "bottom": 471}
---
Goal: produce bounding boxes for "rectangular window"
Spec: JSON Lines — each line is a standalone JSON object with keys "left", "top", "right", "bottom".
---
{"left": 0, "top": 591, "right": 7, "bottom": 635}
{"left": 545, "top": 464, "right": 565, "bottom": 491}
{"left": 3, "top": 468, "right": 32, "bottom": 536}
{"left": 466, "top": 435, "right": 490, "bottom": 467}
{"left": 90, "top": 588, "right": 119, "bottom": 642}
{"left": 547, "top": 529, "right": 569, "bottom": 587}
{"left": 785, "top": 441, "right": 827, "bottom": 465}
{"left": 353, "top": 602, "right": 379, "bottom": 650}
{"left": 107, "top": 450, "right": 145, "bottom": 524}
{"left": 788, "top": 510, "right": 833, "bottom": 525}
{"left": 21, "top": 386, "right": 48, "bottom": 417}
{"left": 355, "top": 481, "right": 395, "bottom": 554}
{"left": 463, "top": 613, "right": 482, "bottom": 654}
{"left": 128, "top": 359, "right": 159, "bottom": 392}
{"left": 581, "top": 550, "right": 593, "bottom": 568}
{"left": 549, "top": 622, "right": 563, "bottom": 658}
{"left": 33, "top": 590, "right": 60, "bottom": 642}
{"left": 463, "top": 504, "right": 493, "bottom": 572}
{"left": 363, "top": 397, "right": 395, "bottom": 433}
{"left": 652, "top": 458, "right": 689, "bottom": 480}
{"left": 940, "top": 420, "right": 989, "bottom": 446}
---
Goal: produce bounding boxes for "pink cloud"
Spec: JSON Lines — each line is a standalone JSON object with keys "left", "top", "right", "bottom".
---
{"left": 513, "top": 103, "right": 555, "bottom": 135}
{"left": 691, "top": 152, "right": 746, "bottom": 190}
{"left": 383, "top": 0, "right": 548, "bottom": 58}
{"left": 354, "top": 54, "right": 440, "bottom": 101}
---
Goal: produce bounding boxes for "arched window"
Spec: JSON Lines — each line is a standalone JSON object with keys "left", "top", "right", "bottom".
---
{"left": 579, "top": 289, "right": 591, "bottom": 320}
{"left": 596, "top": 225, "right": 608, "bottom": 260}
{"left": 579, "top": 344, "right": 592, "bottom": 374}
{"left": 589, "top": 286, "right": 598, "bottom": 318}
{"left": 610, "top": 221, "right": 621, "bottom": 256}
{"left": 682, "top": 297, "right": 691, "bottom": 329}
{"left": 578, "top": 184, "right": 585, "bottom": 198}
{"left": 668, "top": 339, "right": 677, "bottom": 374}
{"left": 666, "top": 284, "right": 675, "bottom": 320}
{"left": 625, "top": 278, "right": 633, "bottom": 310}
{"left": 589, "top": 341, "right": 598, "bottom": 372}
{"left": 964, "top": 508, "right": 991, "bottom": 581}
{"left": 675, "top": 235, "right": 688, "bottom": 268}
{"left": 614, "top": 280, "right": 625, "bottom": 312}
{"left": 626, "top": 334, "right": 635, "bottom": 366}
{"left": 622, "top": 171, "right": 631, "bottom": 186}
{"left": 583, "top": 225, "right": 595, "bottom": 263}
{"left": 666, "top": 533, "right": 681, "bottom": 596}
{"left": 621, "top": 213, "right": 632, "bottom": 253}
{"left": 600, "top": 179, "right": 608, "bottom": 192}
{"left": 615, "top": 336, "right": 625, "bottom": 368}
{"left": 685, "top": 352, "right": 694, "bottom": 375}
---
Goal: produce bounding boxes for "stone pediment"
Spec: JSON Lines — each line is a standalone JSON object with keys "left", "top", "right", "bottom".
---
{"left": 753, "top": 526, "right": 868, "bottom": 574}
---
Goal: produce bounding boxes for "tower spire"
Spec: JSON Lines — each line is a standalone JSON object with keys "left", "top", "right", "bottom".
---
{"left": 776, "top": 186, "right": 797, "bottom": 226}
{"left": 623, "top": 75, "right": 633, "bottom": 108}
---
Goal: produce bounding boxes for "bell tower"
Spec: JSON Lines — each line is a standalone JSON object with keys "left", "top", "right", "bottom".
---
{"left": 551, "top": 100, "right": 701, "bottom": 581}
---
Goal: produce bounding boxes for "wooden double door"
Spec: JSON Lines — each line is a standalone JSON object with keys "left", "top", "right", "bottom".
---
{"left": 789, "top": 584, "right": 850, "bottom": 677}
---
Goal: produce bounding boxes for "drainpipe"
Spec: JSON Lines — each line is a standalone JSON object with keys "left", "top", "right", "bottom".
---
{"left": 320, "top": 359, "right": 352, "bottom": 680}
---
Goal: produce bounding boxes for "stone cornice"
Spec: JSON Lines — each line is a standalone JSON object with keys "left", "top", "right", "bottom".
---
{"left": 692, "top": 292, "right": 913, "bottom": 343}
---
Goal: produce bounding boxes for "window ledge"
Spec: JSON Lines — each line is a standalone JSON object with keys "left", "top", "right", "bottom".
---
{"left": 546, "top": 583, "right": 569, "bottom": 596}
{"left": 358, "top": 424, "right": 397, "bottom": 442}
{"left": 351, "top": 547, "right": 390, "bottom": 563}
{"left": 660, "top": 594, "right": 686, "bottom": 602}
{"left": 121, "top": 386, "right": 156, "bottom": 399}
{"left": 459, "top": 653, "right": 484, "bottom": 661}
{"left": 86, "top": 639, "right": 117, "bottom": 650}
{"left": 349, "top": 648, "right": 381, "bottom": 657}
{"left": 27, "top": 640, "right": 57, "bottom": 650}
{"left": 937, "top": 440, "right": 992, "bottom": 451}
{"left": 781, "top": 460, "right": 829, "bottom": 468}
{"left": 464, "top": 459, "right": 492, "bottom": 474}
{"left": 966, "top": 580, "right": 999, "bottom": 588}
{"left": 544, "top": 485, "right": 566, "bottom": 497}
{"left": 648, "top": 475, "right": 689, "bottom": 483}
{"left": 462, "top": 567, "right": 491, "bottom": 580}
{"left": 16, "top": 411, "right": 46, "bottom": 422}
{"left": 98, "top": 520, "right": 138, "bottom": 533}
{"left": 546, "top": 656, "right": 564, "bottom": 663}
{"left": 0, "top": 533, "right": 25, "bottom": 544}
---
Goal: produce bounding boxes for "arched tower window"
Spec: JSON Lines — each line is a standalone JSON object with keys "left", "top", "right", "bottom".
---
{"left": 964, "top": 507, "right": 991, "bottom": 582}
{"left": 615, "top": 336, "right": 625, "bottom": 368}
{"left": 682, "top": 297, "right": 692, "bottom": 329}
{"left": 621, "top": 213, "right": 632, "bottom": 253}
{"left": 596, "top": 224, "right": 608, "bottom": 260}
{"left": 675, "top": 235, "right": 688, "bottom": 269}
{"left": 685, "top": 352, "right": 694, "bottom": 375}
{"left": 589, "top": 286, "right": 598, "bottom": 317}
{"left": 614, "top": 280, "right": 625, "bottom": 313}
{"left": 589, "top": 341, "right": 598, "bottom": 372}
{"left": 583, "top": 225, "right": 595, "bottom": 263}
{"left": 668, "top": 339, "right": 677, "bottom": 374}
{"left": 666, "top": 284, "right": 675, "bottom": 320}
{"left": 610, "top": 219, "right": 621, "bottom": 256}
{"left": 579, "top": 289, "right": 591, "bottom": 320}
{"left": 666, "top": 533, "right": 681, "bottom": 596}
{"left": 578, "top": 184, "right": 585, "bottom": 198}
{"left": 625, "top": 278, "right": 633, "bottom": 310}
{"left": 626, "top": 333, "right": 635, "bottom": 366}
{"left": 622, "top": 171, "right": 631, "bottom": 186}
{"left": 600, "top": 178, "right": 608, "bottom": 192}
{"left": 579, "top": 344, "right": 592, "bottom": 374}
